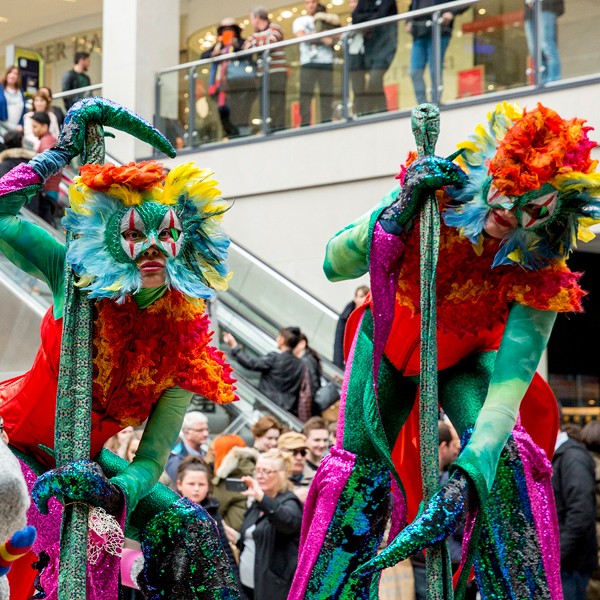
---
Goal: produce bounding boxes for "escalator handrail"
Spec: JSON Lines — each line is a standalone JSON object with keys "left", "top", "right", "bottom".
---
{"left": 229, "top": 239, "right": 339, "bottom": 319}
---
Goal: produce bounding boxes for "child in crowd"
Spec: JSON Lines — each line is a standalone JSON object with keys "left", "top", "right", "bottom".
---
{"left": 30, "top": 112, "right": 62, "bottom": 224}
{"left": 176, "top": 457, "right": 241, "bottom": 579}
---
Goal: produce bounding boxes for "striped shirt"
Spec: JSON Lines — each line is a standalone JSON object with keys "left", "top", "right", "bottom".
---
{"left": 242, "top": 22, "right": 287, "bottom": 74}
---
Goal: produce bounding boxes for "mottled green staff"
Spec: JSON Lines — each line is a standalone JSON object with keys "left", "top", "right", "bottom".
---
{"left": 412, "top": 103, "right": 453, "bottom": 600}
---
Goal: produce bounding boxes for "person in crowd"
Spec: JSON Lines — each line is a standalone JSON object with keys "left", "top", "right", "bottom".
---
{"left": 242, "top": 6, "right": 288, "bottom": 132}
{"left": 0, "top": 131, "right": 34, "bottom": 178}
{"left": 251, "top": 415, "right": 283, "bottom": 452}
{"left": 277, "top": 431, "right": 310, "bottom": 504}
{"left": 406, "top": 0, "right": 467, "bottom": 104}
{"left": 30, "top": 112, "right": 61, "bottom": 224}
{"left": 293, "top": 0, "right": 337, "bottom": 127}
{"left": 302, "top": 416, "right": 329, "bottom": 484}
{"left": 204, "top": 17, "right": 253, "bottom": 138}
{"left": 61, "top": 51, "right": 92, "bottom": 111}
{"left": 581, "top": 420, "right": 600, "bottom": 600}
{"left": 347, "top": 0, "right": 366, "bottom": 117}
{"left": 238, "top": 448, "right": 303, "bottom": 600}
{"left": 562, "top": 421, "right": 583, "bottom": 442}
{"left": 327, "top": 421, "right": 337, "bottom": 448}
{"left": 224, "top": 328, "right": 305, "bottom": 415}
{"left": 176, "top": 456, "right": 240, "bottom": 583}
{"left": 0, "top": 66, "right": 26, "bottom": 132}
{"left": 213, "top": 438, "right": 259, "bottom": 533}
{"left": 125, "top": 430, "right": 143, "bottom": 462}
{"left": 294, "top": 332, "right": 322, "bottom": 421}
{"left": 351, "top": 0, "right": 397, "bottom": 115}
{"left": 165, "top": 411, "right": 210, "bottom": 482}
{"left": 333, "top": 284, "right": 369, "bottom": 368}
{"left": 103, "top": 425, "right": 135, "bottom": 459}
{"left": 553, "top": 424, "right": 599, "bottom": 599}
{"left": 23, "top": 91, "right": 60, "bottom": 151}
{"left": 524, "top": 0, "right": 563, "bottom": 84}
{"left": 37, "top": 86, "right": 65, "bottom": 129}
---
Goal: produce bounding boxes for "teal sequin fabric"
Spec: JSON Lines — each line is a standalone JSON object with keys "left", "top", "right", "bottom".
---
{"left": 304, "top": 455, "right": 391, "bottom": 599}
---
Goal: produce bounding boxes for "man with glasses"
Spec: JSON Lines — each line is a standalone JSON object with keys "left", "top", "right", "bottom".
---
{"left": 277, "top": 431, "right": 309, "bottom": 485}
{"left": 165, "top": 411, "right": 210, "bottom": 483}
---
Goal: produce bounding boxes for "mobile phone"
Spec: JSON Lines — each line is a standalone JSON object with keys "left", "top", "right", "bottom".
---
{"left": 225, "top": 477, "right": 248, "bottom": 492}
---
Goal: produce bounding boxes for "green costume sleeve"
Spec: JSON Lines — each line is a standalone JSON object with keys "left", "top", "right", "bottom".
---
{"left": 0, "top": 188, "right": 66, "bottom": 316}
{"left": 110, "top": 386, "right": 193, "bottom": 512}
{"left": 454, "top": 303, "right": 557, "bottom": 500}
{"left": 323, "top": 186, "right": 398, "bottom": 282}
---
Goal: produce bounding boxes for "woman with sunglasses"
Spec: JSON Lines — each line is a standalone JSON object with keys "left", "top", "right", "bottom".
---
{"left": 238, "top": 449, "right": 302, "bottom": 600}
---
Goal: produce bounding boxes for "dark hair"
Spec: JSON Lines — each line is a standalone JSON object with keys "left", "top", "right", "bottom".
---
{"left": 251, "top": 415, "right": 283, "bottom": 438}
{"left": 38, "top": 86, "right": 53, "bottom": 97}
{"left": 176, "top": 456, "right": 213, "bottom": 493}
{"left": 561, "top": 422, "right": 583, "bottom": 442}
{"left": 279, "top": 326, "right": 301, "bottom": 350}
{"left": 298, "top": 332, "right": 321, "bottom": 370}
{"left": 74, "top": 51, "right": 90, "bottom": 64}
{"left": 3, "top": 130, "right": 24, "bottom": 149}
{"left": 581, "top": 421, "right": 600, "bottom": 453}
{"left": 31, "top": 112, "right": 50, "bottom": 126}
{"left": 355, "top": 285, "right": 369, "bottom": 296}
{"left": 250, "top": 6, "right": 269, "bottom": 20}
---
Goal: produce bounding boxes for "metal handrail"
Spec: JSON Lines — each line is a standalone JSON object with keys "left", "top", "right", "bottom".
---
{"left": 53, "top": 84, "right": 103, "bottom": 100}
{"left": 156, "top": 0, "right": 478, "bottom": 75}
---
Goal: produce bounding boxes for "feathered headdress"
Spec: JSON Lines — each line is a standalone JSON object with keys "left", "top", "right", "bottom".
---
{"left": 444, "top": 102, "right": 600, "bottom": 269}
{"left": 63, "top": 161, "right": 232, "bottom": 301}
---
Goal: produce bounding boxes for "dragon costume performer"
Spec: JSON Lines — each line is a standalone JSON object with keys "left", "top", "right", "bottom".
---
{"left": 0, "top": 98, "right": 240, "bottom": 599}
{"left": 289, "top": 102, "right": 600, "bottom": 600}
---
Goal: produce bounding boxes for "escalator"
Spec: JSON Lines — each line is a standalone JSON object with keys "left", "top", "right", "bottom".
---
{"left": 0, "top": 196, "right": 344, "bottom": 437}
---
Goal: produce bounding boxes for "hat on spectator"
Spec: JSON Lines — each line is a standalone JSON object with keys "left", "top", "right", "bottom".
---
{"left": 277, "top": 431, "right": 308, "bottom": 451}
{"left": 211, "top": 434, "right": 246, "bottom": 471}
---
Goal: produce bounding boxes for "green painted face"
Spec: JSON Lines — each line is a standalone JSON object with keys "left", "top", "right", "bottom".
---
{"left": 484, "top": 178, "right": 562, "bottom": 231}
{"left": 105, "top": 202, "right": 185, "bottom": 263}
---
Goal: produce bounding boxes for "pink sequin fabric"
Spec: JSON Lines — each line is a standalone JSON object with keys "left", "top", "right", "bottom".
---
{"left": 513, "top": 425, "right": 563, "bottom": 599}
{"left": 289, "top": 446, "right": 357, "bottom": 599}
{"left": 0, "top": 163, "right": 41, "bottom": 195}
{"left": 19, "top": 459, "right": 125, "bottom": 600}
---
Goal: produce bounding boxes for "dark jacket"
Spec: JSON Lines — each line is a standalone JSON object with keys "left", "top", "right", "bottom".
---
{"left": 525, "top": 0, "right": 564, "bottom": 19}
{"left": 231, "top": 347, "right": 305, "bottom": 414}
{"left": 552, "top": 437, "right": 599, "bottom": 573}
{"left": 352, "top": 0, "right": 398, "bottom": 69}
{"left": 333, "top": 300, "right": 356, "bottom": 368}
{"left": 408, "top": 0, "right": 467, "bottom": 37}
{"left": 61, "top": 69, "right": 92, "bottom": 110}
{"left": 0, "top": 147, "right": 35, "bottom": 178}
{"left": 165, "top": 441, "right": 205, "bottom": 485}
{"left": 238, "top": 490, "right": 303, "bottom": 600}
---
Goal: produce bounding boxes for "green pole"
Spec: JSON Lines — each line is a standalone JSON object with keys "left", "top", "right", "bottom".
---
{"left": 412, "top": 103, "right": 453, "bottom": 600}
{"left": 54, "top": 123, "right": 106, "bottom": 599}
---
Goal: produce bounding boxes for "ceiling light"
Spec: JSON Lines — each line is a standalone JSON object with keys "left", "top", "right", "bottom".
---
{"left": 281, "top": 10, "right": 293, "bottom": 18}
{"left": 0, "top": 16, "right": 8, "bottom": 23}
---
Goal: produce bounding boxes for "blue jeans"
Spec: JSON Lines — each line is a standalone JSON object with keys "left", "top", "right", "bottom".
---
{"left": 561, "top": 570, "right": 591, "bottom": 600}
{"left": 525, "top": 11, "right": 561, "bottom": 83}
{"left": 409, "top": 34, "right": 451, "bottom": 104}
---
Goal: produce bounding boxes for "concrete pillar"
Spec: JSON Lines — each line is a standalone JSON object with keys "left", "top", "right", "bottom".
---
{"left": 102, "top": 0, "right": 179, "bottom": 162}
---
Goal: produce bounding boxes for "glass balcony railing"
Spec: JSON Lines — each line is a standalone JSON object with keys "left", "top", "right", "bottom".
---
{"left": 155, "top": 0, "right": 595, "bottom": 149}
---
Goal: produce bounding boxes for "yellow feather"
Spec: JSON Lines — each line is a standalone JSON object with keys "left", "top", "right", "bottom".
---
{"left": 507, "top": 249, "right": 524, "bottom": 264}
{"left": 162, "top": 162, "right": 203, "bottom": 204}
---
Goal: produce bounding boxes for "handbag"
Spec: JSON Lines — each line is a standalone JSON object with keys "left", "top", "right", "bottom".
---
{"left": 314, "top": 381, "right": 341, "bottom": 413}
{"left": 224, "top": 58, "right": 258, "bottom": 92}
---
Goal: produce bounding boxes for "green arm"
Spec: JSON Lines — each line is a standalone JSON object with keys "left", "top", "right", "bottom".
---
{"left": 0, "top": 188, "right": 66, "bottom": 316}
{"left": 454, "top": 303, "right": 557, "bottom": 498}
{"left": 110, "top": 386, "right": 192, "bottom": 512}
{"left": 323, "top": 186, "right": 398, "bottom": 282}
